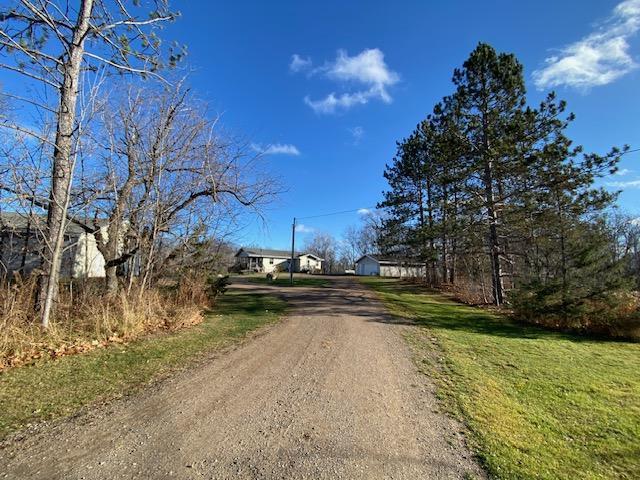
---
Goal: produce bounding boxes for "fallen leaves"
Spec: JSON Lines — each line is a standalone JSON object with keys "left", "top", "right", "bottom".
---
{"left": 1, "top": 310, "right": 205, "bottom": 372}
{"left": 1, "top": 336, "right": 126, "bottom": 371}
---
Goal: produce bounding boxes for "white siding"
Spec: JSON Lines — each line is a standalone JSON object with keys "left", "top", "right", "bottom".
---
{"left": 379, "top": 264, "right": 426, "bottom": 278}
{"left": 297, "top": 254, "right": 322, "bottom": 272}
{"left": 263, "top": 257, "right": 289, "bottom": 273}
{"left": 355, "top": 256, "right": 380, "bottom": 276}
{"left": 72, "top": 231, "right": 106, "bottom": 278}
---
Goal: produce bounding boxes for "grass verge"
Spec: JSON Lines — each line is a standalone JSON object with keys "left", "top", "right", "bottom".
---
{"left": 244, "top": 275, "right": 329, "bottom": 287}
{"left": 0, "top": 291, "right": 286, "bottom": 440}
{"left": 360, "top": 277, "right": 640, "bottom": 480}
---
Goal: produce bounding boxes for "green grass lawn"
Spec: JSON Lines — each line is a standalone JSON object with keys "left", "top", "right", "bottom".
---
{"left": 244, "top": 274, "right": 330, "bottom": 287}
{"left": 0, "top": 291, "right": 286, "bottom": 440}
{"left": 361, "top": 277, "right": 640, "bottom": 480}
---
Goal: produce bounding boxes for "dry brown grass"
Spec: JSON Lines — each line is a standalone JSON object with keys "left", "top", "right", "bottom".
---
{"left": 0, "top": 274, "right": 210, "bottom": 369}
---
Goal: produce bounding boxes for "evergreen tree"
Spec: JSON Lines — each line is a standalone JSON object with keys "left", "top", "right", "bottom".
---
{"left": 451, "top": 42, "right": 528, "bottom": 305}
{"left": 379, "top": 41, "right": 630, "bottom": 331}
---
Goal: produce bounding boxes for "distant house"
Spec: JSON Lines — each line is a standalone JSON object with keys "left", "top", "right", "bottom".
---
{"left": 355, "top": 254, "right": 426, "bottom": 278}
{"left": 0, "top": 212, "right": 108, "bottom": 279}
{"left": 295, "top": 253, "right": 324, "bottom": 273}
{"left": 234, "top": 248, "right": 323, "bottom": 273}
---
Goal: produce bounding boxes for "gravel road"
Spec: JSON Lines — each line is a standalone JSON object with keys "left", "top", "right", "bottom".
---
{"left": 0, "top": 277, "right": 484, "bottom": 479}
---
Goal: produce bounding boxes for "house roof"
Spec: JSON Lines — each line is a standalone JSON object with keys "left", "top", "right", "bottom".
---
{"left": 0, "top": 212, "right": 106, "bottom": 236}
{"left": 355, "top": 254, "right": 425, "bottom": 266}
{"left": 235, "top": 247, "right": 293, "bottom": 258}
{"left": 235, "top": 247, "right": 324, "bottom": 261}
{"left": 298, "top": 253, "right": 324, "bottom": 261}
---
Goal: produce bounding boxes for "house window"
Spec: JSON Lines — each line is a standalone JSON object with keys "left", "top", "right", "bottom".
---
{"left": 269, "top": 258, "right": 274, "bottom": 264}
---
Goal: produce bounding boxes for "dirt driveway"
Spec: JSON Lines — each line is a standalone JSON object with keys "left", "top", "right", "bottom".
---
{"left": 0, "top": 277, "right": 483, "bottom": 479}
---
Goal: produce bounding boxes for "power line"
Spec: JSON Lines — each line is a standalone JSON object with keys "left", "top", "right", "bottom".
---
{"left": 293, "top": 148, "right": 639, "bottom": 223}
{"left": 621, "top": 147, "right": 640, "bottom": 156}
{"left": 296, "top": 206, "right": 379, "bottom": 221}
{"left": 289, "top": 205, "right": 380, "bottom": 285}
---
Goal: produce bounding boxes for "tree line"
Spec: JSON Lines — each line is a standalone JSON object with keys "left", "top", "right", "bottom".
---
{"left": 378, "top": 43, "right": 638, "bottom": 337}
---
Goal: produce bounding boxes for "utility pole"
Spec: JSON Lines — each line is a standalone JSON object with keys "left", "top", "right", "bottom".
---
{"left": 290, "top": 217, "right": 296, "bottom": 286}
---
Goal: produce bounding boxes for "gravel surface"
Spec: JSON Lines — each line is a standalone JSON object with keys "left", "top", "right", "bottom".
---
{"left": 0, "top": 277, "right": 484, "bottom": 479}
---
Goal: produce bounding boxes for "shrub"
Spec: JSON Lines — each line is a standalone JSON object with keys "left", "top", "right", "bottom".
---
{"left": 511, "top": 282, "right": 640, "bottom": 340}
{"left": 207, "top": 274, "right": 230, "bottom": 301}
{"left": 0, "top": 274, "right": 211, "bottom": 369}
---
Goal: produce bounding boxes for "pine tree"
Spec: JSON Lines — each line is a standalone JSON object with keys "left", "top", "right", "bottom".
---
{"left": 452, "top": 42, "right": 528, "bottom": 305}
{"left": 379, "top": 41, "right": 629, "bottom": 324}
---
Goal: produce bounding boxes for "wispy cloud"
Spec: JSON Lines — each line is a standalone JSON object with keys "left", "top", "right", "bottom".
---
{"left": 349, "top": 126, "right": 365, "bottom": 144}
{"left": 606, "top": 178, "right": 640, "bottom": 188}
{"left": 304, "top": 91, "right": 370, "bottom": 114}
{"left": 615, "top": 168, "right": 632, "bottom": 175}
{"left": 293, "top": 48, "right": 399, "bottom": 114}
{"left": 533, "top": 0, "right": 640, "bottom": 90}
{"left": 289, "top": 54, "right": 312, "bottom": 73}
{"left": 251, "top": 143, "right": 301, "bottom": 156}
{"left": 357, "top": 208, "right": 371, "bottom": 215}
{"left": 295, "top": 223, "right": 314, "bottom": 233}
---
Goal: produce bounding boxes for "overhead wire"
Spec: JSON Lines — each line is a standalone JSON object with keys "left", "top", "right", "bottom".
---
{"left": 296, "top": 206, "right": 379, "bottom": 221}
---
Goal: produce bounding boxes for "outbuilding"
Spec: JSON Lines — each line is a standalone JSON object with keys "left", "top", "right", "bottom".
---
{"left": 355, "top": 254, "right": 426, "bottom": 278}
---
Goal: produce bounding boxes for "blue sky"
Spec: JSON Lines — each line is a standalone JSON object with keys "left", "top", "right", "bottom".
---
{"left": 162, "top": 0, "right": 640, "bottom": 249}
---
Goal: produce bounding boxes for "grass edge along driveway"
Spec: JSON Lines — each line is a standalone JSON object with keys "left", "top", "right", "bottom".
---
{"left": 360, "top": 277, "right": 640, "bottom": 480}
{"left": 0, "top": 291, "right": 286, "bottom": 441}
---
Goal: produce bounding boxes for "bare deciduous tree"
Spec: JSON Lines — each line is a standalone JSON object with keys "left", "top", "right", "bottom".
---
{"left": 304, "top": 232, "right": 338, "bottom": 274}
{"left": 80, "top": 82, "right": 280, "bottom": 295}
{"left": 0, "top": 0, "right": 182, "bottom": 326}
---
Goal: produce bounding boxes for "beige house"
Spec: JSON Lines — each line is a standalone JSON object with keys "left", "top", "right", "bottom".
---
{"left": 234, "top": 248, "right": 323, "bottom": 274}
{"left": 355, "top": 254, "right": 426, "bottom": 278}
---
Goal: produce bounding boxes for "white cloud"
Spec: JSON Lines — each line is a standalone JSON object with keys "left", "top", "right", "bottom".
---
{"left": 615, "top": 168, "right": 632, "bottom": 175}
{"left": 533, "top": 0, "right": 640, "bottom": 90}
{"left": 357, "top": 208, "right": 371, "bottom": 215}
{"left": 290, "top": 54, "right": 312, "bottom": 73}
{"left": 349, "top": 126, "right": 365, "bottom": 144}
{"left": 295, "top": 223, "right": 314, "bottom": 233}
{"left": 294, "top": 48, "right": 399, "bottom": 114}
{"left": 304, "top": 91, "right": 370, "bottom": 114}
{"left": 251, "top": 143, "right": 301, "bottom": 156}
{"left": 326, "top": 49, "right": 399, "bottom": 98}
{"left": 605, "top": 178, "right": 640, "bottom": 188}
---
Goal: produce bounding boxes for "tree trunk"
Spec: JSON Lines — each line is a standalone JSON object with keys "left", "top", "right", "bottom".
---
{"left": 450, "top": 184, "right": 459, "bottom": 284}
{"left": 487, "top": 215, "right": 504, "bottom": 305}
{"left": 450, "top": 237, "right": 457, "bottom": 284}
{"left": 484, "top": 158, "right": 504, "bottom": 305}
{"left": 106, "top": 265, "right": 118, "bottom": 295}
{"left": 441, "top": 182, "right": 449, "bottom": 283}
{"left": 425, "top": 176, "right": 437, "bottom": 285}
{"left": 479, "top": 75, "right": 505, "bottom": 306}
{"left": 417, "top": 185, "right": 429, "bottom": 284}
{"left": 37, "top": 0, "right": 95, "bottom": 328}
{"left": 555, "top": 190, "right": 569, "bottom": 324}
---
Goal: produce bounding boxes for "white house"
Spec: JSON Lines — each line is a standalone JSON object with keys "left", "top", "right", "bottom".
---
{"left": 234, "top": 248, "right": 323, "bottom": 274}
{"left": 0, "top": 212, "right": 109, "bottom": 279}
{"left": 295, "top": 253, "right": 323, "bottom": 273}
{"left": 355, "top": 254, "right": 426, "bottom": 278}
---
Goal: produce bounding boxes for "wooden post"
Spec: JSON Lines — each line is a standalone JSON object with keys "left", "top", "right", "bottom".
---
{"left": 290, "top": 217, "right": 296, "bottom": 286}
